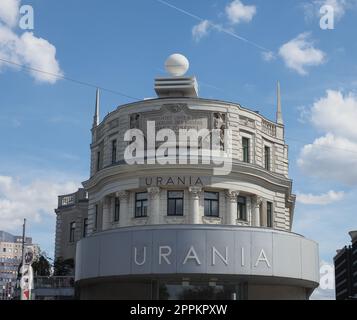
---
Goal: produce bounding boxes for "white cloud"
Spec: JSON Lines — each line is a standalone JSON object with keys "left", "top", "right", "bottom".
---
{"left": 225, "top": 0, "right": 256, "bottom": 25}
{"left": 298, "top": 90, "right": 357, "bottom": 185}
{"left": 262, "top": 51, "right": 275, "bottom": 62}
{"left": 192, "top": 20, "right": 211, "bottom": 42}
{"left": 0, "top": 175, "right": 79, "bottom": 231}
{"left": 0, "top": 0, "right": 20, "bottom": 27}
{"left": 311, "top": 90, "right": 357, "bottom": 141}
{"left": 279, "top": 33, "right": 326, "bottom": 75}
{"left": 297, "top": 190, "right": 345, "bottom": 205}
{"left": 303, "top": 0, "right": 349, "bottom": 22}
{"left": 298, "top": 134, "right": 357, "bottom": 185}
{"left": 0, "top": 0, "right": 63, "bottom": 83}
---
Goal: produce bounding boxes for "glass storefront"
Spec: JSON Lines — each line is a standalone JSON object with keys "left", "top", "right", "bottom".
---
{"left": 158, "top": 281, "right": 246, "bottom": 300}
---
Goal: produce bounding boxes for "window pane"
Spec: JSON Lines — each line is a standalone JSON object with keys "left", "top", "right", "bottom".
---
{"left": 211, "top": 200, "right": 219, "bottom": 217}
{"left": 136, "top": 192, "right": 147, "bottom": 200}
{"left": 204, "top": 192, "right": 219, "bottom": 200}
{"left": 168, "top": 199, "right": 176, "bottom": 215}
{"left": 135, "top": 206, "right": 141, "bottom": 216}
{"left": 204, "top": 200, "right": 210, "bottom": 215}
{"left": 176, "top": 199, "right": 183, "bottom": 214}
{"left": 243, "top": 138, "right": 250, "bottom": 163}
{"left": 267, "top": 202, "right": 273, "bottom": 227}
{"left": 168, "top": 191, "right": 184, "bottom": 199}
{"left": 265, "top": 146, "right": 270, "bottom": 170}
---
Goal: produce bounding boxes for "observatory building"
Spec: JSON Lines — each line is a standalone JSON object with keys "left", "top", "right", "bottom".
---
{"left": 60, "top": 54, "right": 319, "bottom": 300}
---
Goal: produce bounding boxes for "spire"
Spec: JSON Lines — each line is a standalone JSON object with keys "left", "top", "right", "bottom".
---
{"left": 276, "top": 81, "right": 283, "bottom": 125}
{"left": 93, "top": 88, "right": 100, "bottom": 128}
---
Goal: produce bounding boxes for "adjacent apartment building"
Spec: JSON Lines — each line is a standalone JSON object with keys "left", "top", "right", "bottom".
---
{"left": 334, "top": 231, "right": 357, "bottom": 300}
{"left": 0, "top": 231, "right": 33, "bottom": 300}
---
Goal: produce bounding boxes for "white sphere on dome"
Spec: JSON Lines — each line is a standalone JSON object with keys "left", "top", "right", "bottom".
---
{"left": 165, "top": 53, "right": 189, "bottom": 77}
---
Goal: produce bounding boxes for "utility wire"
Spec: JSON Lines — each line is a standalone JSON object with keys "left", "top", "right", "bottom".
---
{"left": 0, "top": 57, "right": 141, "bottom": 101}
{"left": 1, "top": 55, "right": 357, "bottom": 157}
{"left": 155, "top": 0, "right": 273, "bottom": 53}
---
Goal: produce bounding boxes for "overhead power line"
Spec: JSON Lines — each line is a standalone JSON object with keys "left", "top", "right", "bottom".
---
{"left": 0, "top": 57, "right": 141, "bottom": 101}
{"left": 155, "top": 0, "right": 273, "bottom": 53}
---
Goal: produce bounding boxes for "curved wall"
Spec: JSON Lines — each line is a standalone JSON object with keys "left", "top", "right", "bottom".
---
{"left": 75, "top": 225, "right": 319, "bottom": 288}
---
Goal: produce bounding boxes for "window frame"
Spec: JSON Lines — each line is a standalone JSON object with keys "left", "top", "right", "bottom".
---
{"left": 111, "top": 139, "right": 117, "bottom": 164}
{"left": 69, "top": 221, "right": 76, "bottom": 243}
{"left": 135, "top": 192, "right": 148, "bottom": 218}
{"left": 264, "top": 146, "right": 271, "bottom": 171}
{"left": 204, "top": 191, "right": 220, "bottom": 217}
{"left": 167, "top": 191, "right": 184, "bottom": 216}
{"left": 267, "top": 201, "right": 273, "bottom": 228}
{"left": 237, "top": 196, "right": 247, "bottom": 221}
{"left": 94, "top": 204, "right": 98, "bottom": 230}
{"left": 242, "top": 137, "right": 250, "bottom": 163}
{"left": 114, "top": 197, "right": 120, "bottom": 222}
{"left": 83, "top": 218, "right": 88, "bottom": 238}
{"left": 96, "top": 151, "right": 101, "bottom": 171}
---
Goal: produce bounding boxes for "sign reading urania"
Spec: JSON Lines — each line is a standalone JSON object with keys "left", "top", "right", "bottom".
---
{"left": 133, "top": 245, "right": 271, "bottom": 268}
{"left": 141, "top": 176, "right": 210, "bottom": 187}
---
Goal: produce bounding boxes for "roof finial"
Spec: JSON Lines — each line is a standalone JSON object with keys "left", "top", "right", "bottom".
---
{"left": 93, "top": 88, "right": 100, "bottom": 128}
{"left": 276, "top": 81, "right": 283, "bottom": 125}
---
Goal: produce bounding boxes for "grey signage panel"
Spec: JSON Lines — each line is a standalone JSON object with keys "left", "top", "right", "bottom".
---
{"left": 250, "top": 231, "right": 273, "bottom": 276}
{"left": 79, "top": 236, "right": 100, "bottom": 280}
{"left": 75, "top": 226, "right": 319, "bottom": 286}
{"left": 206, "top": 230, "right": 235, "bottom": 274}
{"left": 176, "top": 230, "right": 207, "bottom": 274}
{"left": 100, "top": 231, "right": 132, "bottom": 276}
{"left": 131, "top": 230, "right": 153, "bottom": 274}
{"left": 272, "top": 233, "right": 301, "bottom": 279}
{"left": 152, "top": 230, "right": 177, "bottom": 274}
{"left": 234, "top": 230, "right": 252, "bottom": 274}
{"left": 301, "top": 238, "right": 319, "bottom": 282}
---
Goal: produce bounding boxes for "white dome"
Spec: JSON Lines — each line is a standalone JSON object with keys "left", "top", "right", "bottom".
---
{"left": 165, "top": 53, "right": 189, "bottom": 77}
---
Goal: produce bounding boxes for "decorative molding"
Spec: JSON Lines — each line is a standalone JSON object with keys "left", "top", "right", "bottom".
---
{"left": 147, "top": 187, "right": 161, "bottom": 200}
{"left": 188, "top": 186, "right": 202, "bottom": 199}
{"left": 116, "top": 191, "right": 129, "bottom": 202}
{"left": 225, "top": 190, "right": 240, "bottom": 202}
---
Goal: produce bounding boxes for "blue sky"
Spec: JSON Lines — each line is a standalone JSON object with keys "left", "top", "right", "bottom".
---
{"left": 1, "top": 0, "right": 357, "bottom": 299}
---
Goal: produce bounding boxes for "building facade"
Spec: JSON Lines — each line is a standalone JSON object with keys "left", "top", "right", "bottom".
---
{"left": 334, "top": 231, "right": 357, "bottom": 300}
{"left": 0, "top": 231, "right": 33, "bottom": 300}
{"left": 54, "top": 188, "right": 88, "bottom": 263}
{"left": 59, "top": 55, "right": 319, "bottom": 300}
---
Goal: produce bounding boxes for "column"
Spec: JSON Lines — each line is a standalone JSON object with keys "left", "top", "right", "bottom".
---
{"left": 117, "top": 191, "right": 129, "bottom": 227}
{"left": 225, "top": 190, "right": 239, "bottom": 225}
{"left": 102, "top": 196, "right": 111, "bottom": 231}
{"left": 148, "top": 187, "right": 161, "bottom": 225}
{"left": 253, "top": 196, "right": 263, "bottom": 227}
{"left": 189, "top": 186, "right": 202, "bottom": 224}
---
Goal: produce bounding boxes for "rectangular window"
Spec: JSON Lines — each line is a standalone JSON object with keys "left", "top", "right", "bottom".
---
{"left": 96, "top": 151, "right": 101, "bottom": 171}
{"left": 204, "top": 192, "right": 219, "bottom": 217}
{"left": 114, "top": 197, "right": 120, "bottom": 222}
{"left": 112, "top": 140, "right": 117, "bottom": 164}
{"left": 69, "top": 222, "right": 76, "bottom": 243}
{"left": 135, "top": 192, "right": 148, "bottom": 218}
{"left": 167, "top": 191, "right": 184, "bottom": 216}
{"left": 237, "top": 196, "right": 247, "bottom": 221}
{"left": 242, "top": 137, "right": 250, "bottom": 163}
{"left": 267, "top": 202, "right": 273, "bottom": 228}
{"left": 94, "top": 204, "right": 98, "bottom": 230}
{"left": 83, "top": 218, "right": 88, "bottom": 238}
{"left": 264, "top": 146, "right": 271, "bottom": 171}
